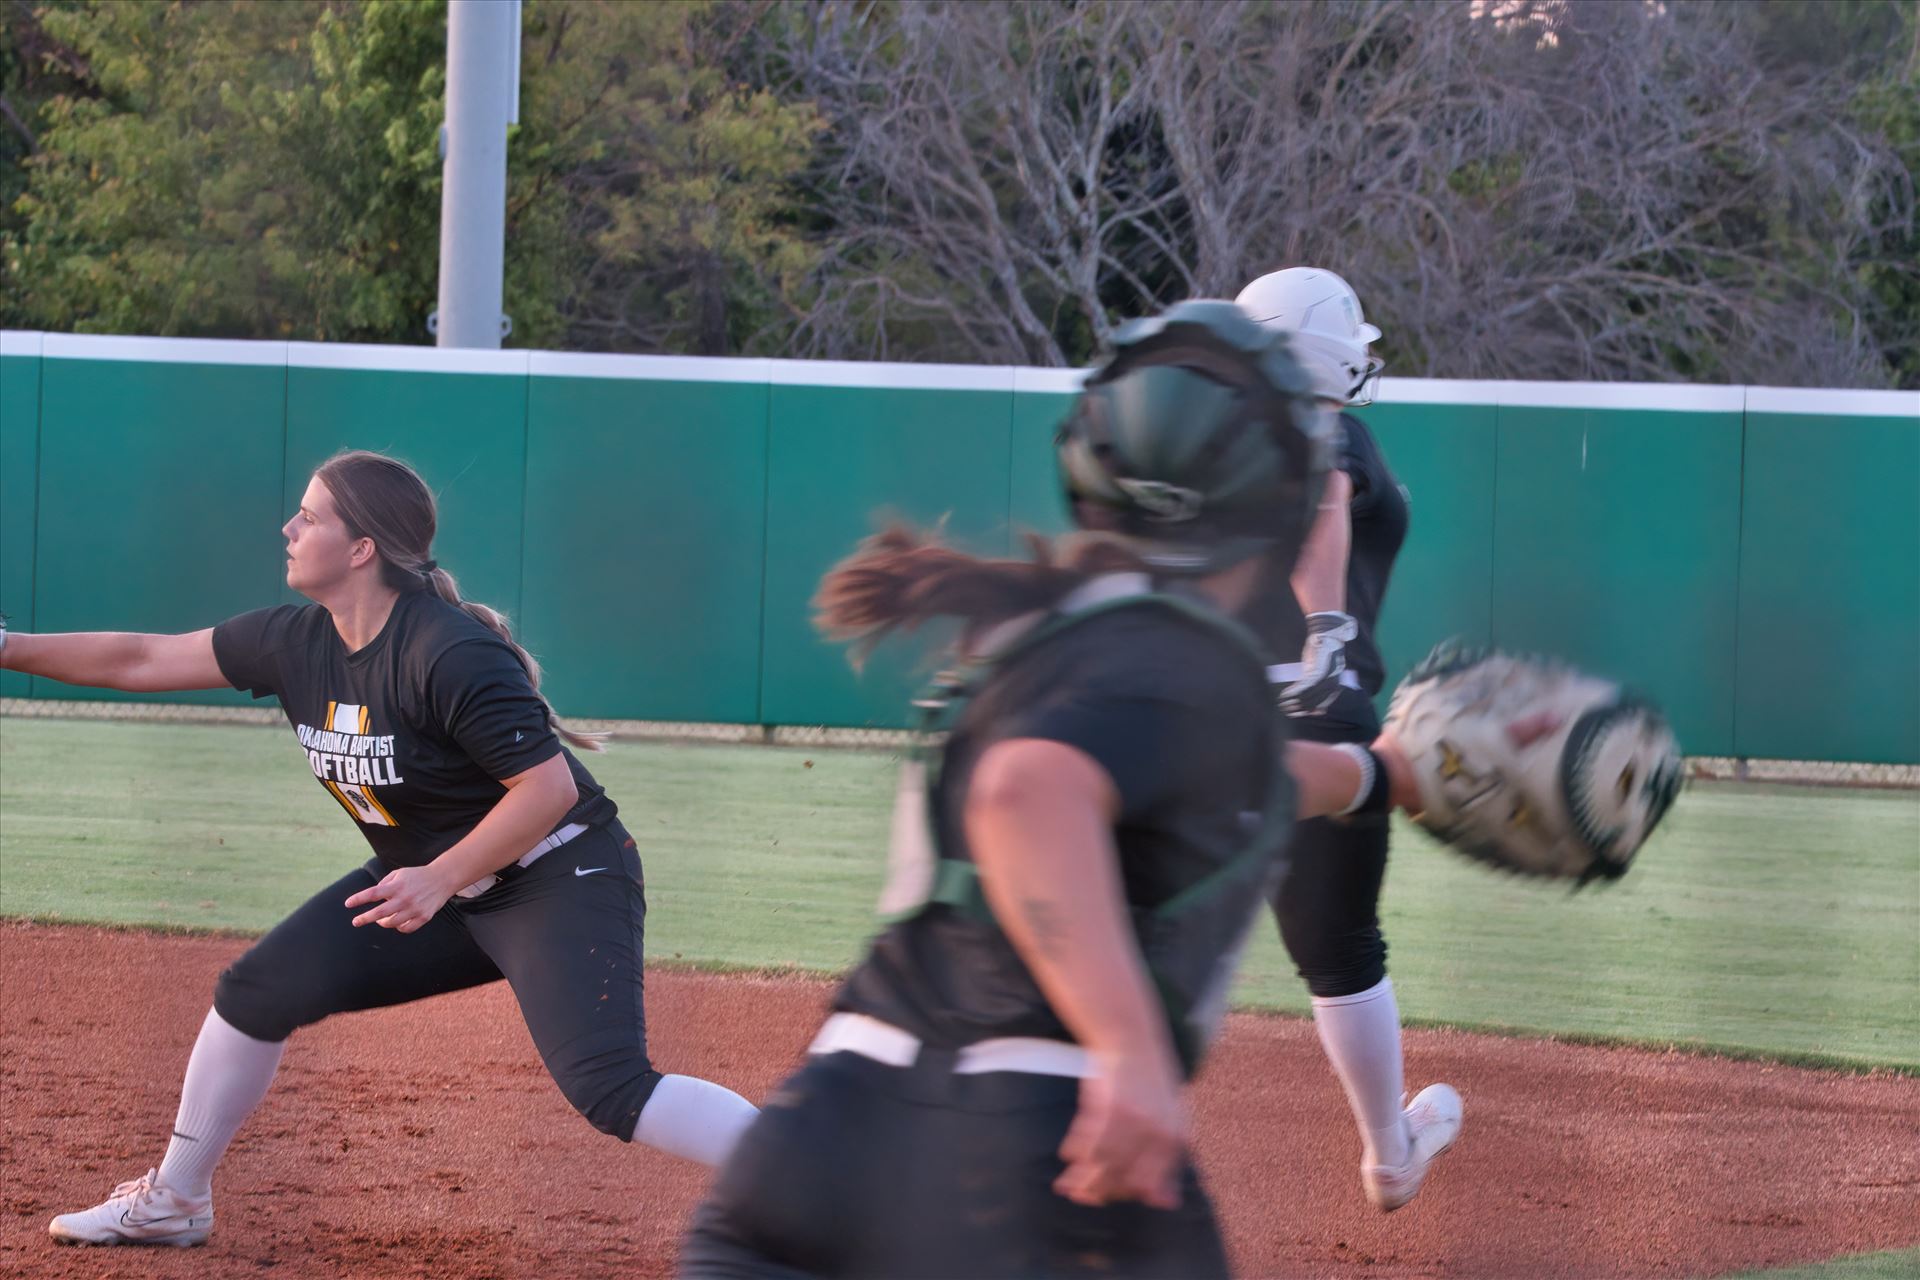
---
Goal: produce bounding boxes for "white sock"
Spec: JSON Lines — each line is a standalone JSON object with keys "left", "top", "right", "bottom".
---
{"left": 1311, "top": 977, "right": 1410, "bottom": 1169}
{"left": 633, "top": 1074, "right": 758, "bottom": 1167}
{"left": 156, "top": 1009, "right": 286, "bottom": 1199}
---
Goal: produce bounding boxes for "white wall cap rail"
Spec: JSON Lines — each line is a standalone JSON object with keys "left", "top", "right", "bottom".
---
{"left": 1012, "top": 366, "right": 1092, "bottom": 394}
{"left": 768, "top": 359, "right": 1014, "bottom": 392}
{"left": 1746, "top": 386, "right": 1918, "bottom": 419}
{"left": 1373, "top": 377, "right": 1501, "bottom": 405}
{"left": 39, "top": 333, "right": 286, "bottom": 366}
{"left": 6, "top": 331, "right": 1915, "bottom": 417}
{"left": 1490, "top": 381, "right": 1747, "bottom": 412}
{"left": 290, "top": 342, "right": 530, "bottom": 375}
{"left": 530, "top": 351, "right": 771, "bottom": 383}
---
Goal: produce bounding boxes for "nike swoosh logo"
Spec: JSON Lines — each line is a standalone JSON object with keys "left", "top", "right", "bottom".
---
{"left": 120, "top": 1209, "right": 192, "bottom": 1228}
{"left": 574, "top": 867, "right": 607, "bottom": 877}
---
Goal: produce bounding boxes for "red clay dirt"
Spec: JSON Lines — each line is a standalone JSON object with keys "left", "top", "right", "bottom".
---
{"left": 2, "top": 922, "right": 1915, "bottom": 1280}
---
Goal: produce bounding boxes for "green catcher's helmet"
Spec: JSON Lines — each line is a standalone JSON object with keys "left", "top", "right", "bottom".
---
{"left": 1057, "top": 299, "right": 1334, "bottom": 575}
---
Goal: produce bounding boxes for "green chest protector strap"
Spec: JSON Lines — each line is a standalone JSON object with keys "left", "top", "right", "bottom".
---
{"left": 872, "top": 574, "right": 1296, "bottom": 1068}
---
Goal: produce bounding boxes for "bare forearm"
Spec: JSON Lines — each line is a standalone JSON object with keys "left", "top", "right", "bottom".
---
{"left": 0, "top": 630, "right": 220, "bottom": 692}
{"left": 969, "top": 782, "right": 1176, "bottom": 1063}
{"left": 1287, "top": 738, "right": 1420, "bottom": 820}
{"left": 1288, "top": 473, "right": 1351, "bottom": 614}
{"left": 427, "top": 765, "right": 577, "bottom": 889}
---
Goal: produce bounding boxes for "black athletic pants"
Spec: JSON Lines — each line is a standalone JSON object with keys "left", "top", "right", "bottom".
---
{"left": 212, "top": 821, "right": 663, "bottom": 1139}
{"left": 679, "top": 1050, "right": 1230, "bottom": 1280}
{"left": 1272, "top": 687, "right": 1392, "bottom": 999}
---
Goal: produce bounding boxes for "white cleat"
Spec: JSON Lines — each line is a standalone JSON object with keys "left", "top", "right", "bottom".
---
{"left": 49, "top": 1169, "right": 212, "bottom": 1246}
{"left": 1362, "top": 1083, "right": 1463, "bottom": 1212}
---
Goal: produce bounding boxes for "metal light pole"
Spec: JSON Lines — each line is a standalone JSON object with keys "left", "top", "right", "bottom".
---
{"left": 434, "top": 0, "right": 520, "bottom": 349}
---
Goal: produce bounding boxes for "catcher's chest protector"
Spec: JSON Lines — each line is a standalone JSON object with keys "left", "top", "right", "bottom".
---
{"left": 874, "top": 574, "right": 1295, "bottom": 1069}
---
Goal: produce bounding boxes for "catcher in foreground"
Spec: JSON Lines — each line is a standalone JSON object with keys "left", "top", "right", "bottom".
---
{"left": 678, "top": 302, "right": 1684, "bottom": 1279}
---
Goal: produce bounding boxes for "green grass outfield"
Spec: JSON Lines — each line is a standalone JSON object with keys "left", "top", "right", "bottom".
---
{"left": 3, "top": 715, "right": 1916, "bottom": 1072}
{"left": 1729, "top": 1249, "right": 1920, "bottom": 1280}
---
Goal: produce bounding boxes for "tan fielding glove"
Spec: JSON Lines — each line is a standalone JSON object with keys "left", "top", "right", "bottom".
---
{"left": 1383, "top": 642, "right": 1683, "bottom": 884}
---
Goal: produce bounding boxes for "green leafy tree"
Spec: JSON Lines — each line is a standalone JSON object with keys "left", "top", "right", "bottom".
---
{"left": 3, "top": 0, "right": 820, "bottom": 352}
{"left": 233, "top": 0, "right": 452, "bottom": 343}
{"left": 0, "top": 0, "right": 90, "bottom": 276}
{"left": 5, "top": 0, "right": 315, "bottom": 336}
{"left": 526, "top": 0, "right": 822, "bottom": 355}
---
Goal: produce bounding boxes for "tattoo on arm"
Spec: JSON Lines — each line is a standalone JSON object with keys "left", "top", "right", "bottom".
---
{"left": 1020, "top": 897, "right": 1068, "bottom": 960}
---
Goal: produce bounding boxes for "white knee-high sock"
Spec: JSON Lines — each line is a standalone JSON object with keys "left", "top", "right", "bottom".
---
{"left": 633, "top": 1074, "right": 758, "bottom": 1167}
{"left": 1311, "top": 977, "right": 1409, "bottom": 1169}
{"left": 156, "top": 1009, "right": 286, "bottom": 1199}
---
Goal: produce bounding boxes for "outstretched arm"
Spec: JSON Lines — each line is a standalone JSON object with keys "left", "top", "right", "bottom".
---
{"left": 1288, "top": 735, "right": 1421, "bottom": 820}
{"left": 0, "top": 628, "right": 226, "bottom": 692}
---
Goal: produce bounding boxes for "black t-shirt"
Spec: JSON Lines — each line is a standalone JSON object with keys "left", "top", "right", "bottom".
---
{"left": 1243, "top": 411, "right": 1408, "bottom": 697}
{"left": 212, "top": 590, "right": 616, "bottom": 869}
{"left": 835, "top": 601, "right": 1285, "bottom": 1071}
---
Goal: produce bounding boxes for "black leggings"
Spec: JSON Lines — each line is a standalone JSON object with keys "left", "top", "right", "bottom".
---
{"left": 1273, "top": 687, "right": 1391, "bottom": 999}
{"left": 213, "top": 821, "right": 662, "bottom": 1139}
{"left": 680, "top": 1051, "right": 1229, "bottom": 1280}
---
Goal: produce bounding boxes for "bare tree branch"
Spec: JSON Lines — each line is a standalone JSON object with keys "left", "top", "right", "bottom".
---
{"left": 752, "top": 0, "right": 1912, "bottom": 384}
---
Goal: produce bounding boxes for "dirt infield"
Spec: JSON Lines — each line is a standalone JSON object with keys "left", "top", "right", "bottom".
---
{"left": 2, "top": 923, "right": 1915, "bottom": 1280}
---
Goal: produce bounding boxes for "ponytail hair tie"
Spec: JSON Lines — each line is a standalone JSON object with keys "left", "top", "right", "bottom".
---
{"left": 419, "top": 560, "right": 438, "bottom": 575}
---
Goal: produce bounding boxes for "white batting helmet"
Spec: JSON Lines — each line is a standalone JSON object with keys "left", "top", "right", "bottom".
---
{"left": 1234, "top": 268, "right": 1384, "bottom": 406}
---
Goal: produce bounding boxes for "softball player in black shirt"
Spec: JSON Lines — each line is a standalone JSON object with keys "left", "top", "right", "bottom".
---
{"left": 3, "top": 450, "right": 757, "bottom": 1248}
{"left": 679, "top": 303, "right": 1434, "bottom": 1280}
{"left": 1238, "top": 267, "right": 1462, "bottom": 1212}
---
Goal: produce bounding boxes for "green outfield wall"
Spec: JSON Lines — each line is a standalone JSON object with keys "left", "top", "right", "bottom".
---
{"left": 0, "top": 332, "right": 1913, "bottom": 762}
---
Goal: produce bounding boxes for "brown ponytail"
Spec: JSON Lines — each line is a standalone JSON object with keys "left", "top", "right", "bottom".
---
{"left": 417, "top": 562, "right": 607, "bottom": 752}
{"left": 315, "top": 450, "right": 606, "bottom": 753}
{"left": 814, "top": 523, "right": 1149, "bottom": 667}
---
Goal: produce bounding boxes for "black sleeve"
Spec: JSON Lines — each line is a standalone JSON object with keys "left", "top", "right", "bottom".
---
{"left": 1002, "top": 629, "right": 1263, "bottom": 822}
{"left": 427, "top": 638, "right": 565, "bottom": 781}
{"left": 211, "top": 606, "right": 307, "bottom": 700}
{"left": 1339, "top": 413, "right": 1387, "bottom": 514}
{"left": 1014, "top": 694, "right": 1239, "bottom": 822}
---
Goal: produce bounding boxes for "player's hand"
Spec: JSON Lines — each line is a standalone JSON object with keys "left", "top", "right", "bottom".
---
{"left": 1054, "top": 1048, "right": 1188, "bottom": 1210}
{"left": 1277, "top": 611, "right": 1358, "bottom": 716}
{"left": 1369, "top": 730, "right": 1422, "bottom": 812}
{"left": 1372, "top": 708, "right": 1568, "bottom": 817}
{"left": 344, "top": 864, "right": 458, "bottom": 932}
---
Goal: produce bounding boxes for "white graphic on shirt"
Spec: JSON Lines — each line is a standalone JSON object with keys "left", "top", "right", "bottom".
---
{"left": 294, "top": 701, "right": 405, "bottom": 827}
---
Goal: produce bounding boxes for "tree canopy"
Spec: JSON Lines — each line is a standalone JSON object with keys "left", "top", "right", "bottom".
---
{"left": 2, "top": 0, "right": 1913, "bottom": 387}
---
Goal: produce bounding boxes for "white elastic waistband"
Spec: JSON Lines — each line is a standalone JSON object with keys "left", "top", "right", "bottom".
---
{"left": 1266, "top": 663, "right": 1364, "bottom": 691}
{"left": 454, "top": 822, "right": 591, "bottom": 899}
{"left": 521, "top": 821, "right": 590, "bottom": 866}
{"left": 807, "top": 1012, "right": 1095, "bottom": 1079}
